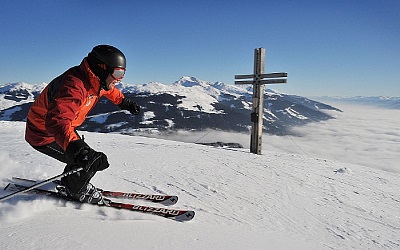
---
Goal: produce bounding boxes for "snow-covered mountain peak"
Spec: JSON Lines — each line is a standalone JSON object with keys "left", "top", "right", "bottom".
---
{"left": 0, "top": 82, "right": 29, "bottom": 93}
{"left": 173, "top": 76, "right": 209, "bottom": 88}
{"left": 0, "top": 82, "right": 46, "bottom": 110}
{"left": 0, "top": 82, "right": 47, "bottom": 93}
{"left": 119, "top": 81, "right": 172, "bottom": 95}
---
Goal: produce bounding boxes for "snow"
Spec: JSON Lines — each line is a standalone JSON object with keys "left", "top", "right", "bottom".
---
{"left": 88, "top": 113, "right": 110, "bottom": 124}
{"left": 165, "top": 119, "right": 174, "bottom": 128}
{"left": 142, "top": 111, "right": 156, "bottom": 121}
{"left": 106, "top": 122, "right": 128, "bottom": 130}
{"left": 283, "top": 107, "right": 309, "bottom": 120}
{"left": 0, "top": 121, "right": 399, "bottom": 249}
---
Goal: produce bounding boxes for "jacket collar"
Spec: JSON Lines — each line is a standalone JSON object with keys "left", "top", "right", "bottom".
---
{"left": 80, "top": 58, "right": 101, "bottom": 92}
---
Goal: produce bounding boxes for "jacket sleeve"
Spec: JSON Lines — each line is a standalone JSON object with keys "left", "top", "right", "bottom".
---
{"left": 102, "top": 86, "right": 125, "bottom": 105}
{"left": 45, "top": 77, "right": 84, "bottom": 150}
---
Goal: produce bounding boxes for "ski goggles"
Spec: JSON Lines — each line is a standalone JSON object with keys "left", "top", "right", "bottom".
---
{"left": 111, "top": 68, "right": 126, "bottom": 81}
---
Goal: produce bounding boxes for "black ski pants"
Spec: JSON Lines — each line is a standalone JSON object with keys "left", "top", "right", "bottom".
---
{"left": 31, "top": 141, "right": 95, "bottom": 194}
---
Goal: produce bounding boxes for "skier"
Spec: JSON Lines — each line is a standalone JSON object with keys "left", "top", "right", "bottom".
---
{"left": 25, "top": 45, "right": 140, "bottom": 204}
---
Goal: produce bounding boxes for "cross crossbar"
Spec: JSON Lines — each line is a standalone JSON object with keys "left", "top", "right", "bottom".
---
{"left": 234, "top": 72, "right": 288, "bottom": 80}
{"left": 235, "top": 79, "right": 287, "bottom": 85}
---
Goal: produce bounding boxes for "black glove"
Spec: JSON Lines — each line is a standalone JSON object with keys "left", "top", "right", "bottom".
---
{"left": 118, "top": 98, "right": 140, "bottom": 115}
{"left": 65, "top": 139, "right": 109, "bottom": 172}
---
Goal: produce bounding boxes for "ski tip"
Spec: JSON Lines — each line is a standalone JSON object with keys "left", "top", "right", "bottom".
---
{"left": 173, "top": 210, "right": 195, "bottom": 222}
{"left": 12, "top": 176, "right": 36, "bottom": 183}
{"left": 4, "top": 183, "right": 11, "bottom": 191}
{"left": 159, "top": 196, "right": 179, "bottom": 206}
{"left": 4, "top": 183, "right": 22, "bottom": 192}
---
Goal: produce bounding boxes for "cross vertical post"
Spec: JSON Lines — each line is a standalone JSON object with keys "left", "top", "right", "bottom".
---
{"left": 251, "top": 48, "right": 265, "bottom": 154}
{"left": 235, "top": 48, "right": 287, "bottom": 155}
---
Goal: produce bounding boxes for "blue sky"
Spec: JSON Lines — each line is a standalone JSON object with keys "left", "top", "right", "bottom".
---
{"left": 0, "top": 0, "right": 399, "bottom": 97}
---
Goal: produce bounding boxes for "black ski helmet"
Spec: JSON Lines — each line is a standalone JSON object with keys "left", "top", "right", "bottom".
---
{"left": 87, "top": 45, "right": 126, "bottom": 83}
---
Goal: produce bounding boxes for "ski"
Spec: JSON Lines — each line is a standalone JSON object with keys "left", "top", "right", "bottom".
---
{"left": 4, "top": 183, "right": 195, "bottom": 222}
{"left": 11, "top": 177, "right": 178, "bottom": 206}
{"left": 99, "top": 190, "right": 178, "bottom": 206}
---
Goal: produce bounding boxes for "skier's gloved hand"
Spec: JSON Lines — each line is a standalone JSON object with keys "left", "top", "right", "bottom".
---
{"left": 65, "top": 139, "right": 109, "bottom": 172}
{"left": 118, "top": 98, "right": 140, "bottom": 115}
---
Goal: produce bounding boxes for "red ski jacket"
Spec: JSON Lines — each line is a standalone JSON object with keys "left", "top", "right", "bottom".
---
{"left": 25, "top": 58, "right": 125, "bottom": 150}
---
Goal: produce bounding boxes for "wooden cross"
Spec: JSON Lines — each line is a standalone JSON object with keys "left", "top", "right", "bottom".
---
{"left": 235, "top": 48, "right": 287, "bottom": 155}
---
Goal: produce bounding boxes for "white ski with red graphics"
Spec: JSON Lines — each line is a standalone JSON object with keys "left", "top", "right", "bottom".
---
{"left": 4, "top": 183, "right": 195, "bottom": 222}
{"left": 99, "top": 190, "right": 178, "bottom": 206}
{"left": 11, "top": 177, "right": 178, "bottom": 206}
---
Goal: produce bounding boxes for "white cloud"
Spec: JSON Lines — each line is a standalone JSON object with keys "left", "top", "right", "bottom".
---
{"left": 146, "top": 103, "right": 400, "bottom": 173}
{"left": 266, "top": 103, "right": 400, "bottom": 173}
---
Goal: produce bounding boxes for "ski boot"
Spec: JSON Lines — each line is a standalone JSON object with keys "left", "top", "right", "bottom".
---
{"left": 57, "top": 181, "right": 104, "bottom": 204}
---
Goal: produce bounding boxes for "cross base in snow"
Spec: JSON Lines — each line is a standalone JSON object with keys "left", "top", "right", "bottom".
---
{"left": 235, "top": 48, "right": 287, "bottom": 155}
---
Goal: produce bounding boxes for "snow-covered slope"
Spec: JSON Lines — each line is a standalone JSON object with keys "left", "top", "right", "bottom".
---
{"left": 0, "top": 121, "right": 399, "bottom": 249}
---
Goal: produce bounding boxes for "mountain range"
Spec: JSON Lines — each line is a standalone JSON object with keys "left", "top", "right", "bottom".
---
{"left": 315, "top": 96, "right": 400, "bottom": 109}
{"left": 0, "top": 76, "right": 342, "bottom": 136}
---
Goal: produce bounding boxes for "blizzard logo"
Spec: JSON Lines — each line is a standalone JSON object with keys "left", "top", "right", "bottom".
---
{"left": 122, "top": 193, "right": 166, "bottom": 200}
{"left": 131, "top": 205, "right": 181, "bottom": 216}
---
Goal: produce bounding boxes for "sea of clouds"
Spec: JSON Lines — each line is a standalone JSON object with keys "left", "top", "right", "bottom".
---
{"left": 150, "top": 102, "right": 399, "bottom": 173}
